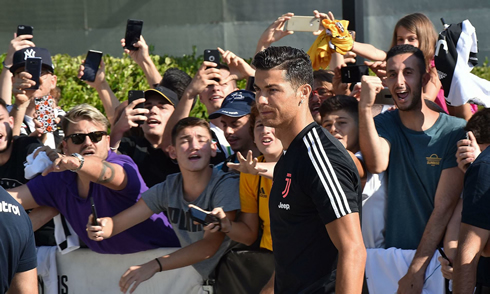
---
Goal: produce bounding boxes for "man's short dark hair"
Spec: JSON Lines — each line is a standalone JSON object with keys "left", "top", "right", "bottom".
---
{"left": 313, "top": 69, "right": 334, "bottom": 84}
{"left": 319, "top": 95, "right": 359, "bottom": 122}
{"left": 159, "top": 68, "right": 192, "bottom": 99}
{"left": 171, "top": 117, "right": 213, "bottom": 145}
{"left": 252, "top": 46, "right": 313, "bottom": 89}
{"left": 386, "top": 45, "right": 426, "bottom": 76}
{"left": 465, "top": 108, "right": 490, "bottom": 144}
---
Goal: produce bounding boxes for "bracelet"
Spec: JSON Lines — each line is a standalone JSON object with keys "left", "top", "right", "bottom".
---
{"left": 2, "top": 61, "right": 10, "bottom": 70}
{"left": 155, "top": 258, "right": 163, "bottom": 272}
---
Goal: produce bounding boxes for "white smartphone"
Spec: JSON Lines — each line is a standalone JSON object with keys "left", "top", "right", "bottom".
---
{"left": 285, "top": 16, "right": 321, "bottom": 32}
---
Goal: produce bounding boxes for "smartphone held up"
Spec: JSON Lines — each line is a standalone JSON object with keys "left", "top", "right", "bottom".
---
{"left": 34, "top": 95, "right": 57, "bottom": 133}
{"left": 81, "top": 50, "right": 103, "bottom": 82}
{"left": 17, "top": 25, "right": 33, "bottom": 39}
{"left": 124, "top": 19, "right": 143, "bottom": 51}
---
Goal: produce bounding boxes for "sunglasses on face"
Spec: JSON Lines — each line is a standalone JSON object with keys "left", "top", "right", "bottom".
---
{"left": 64, "top": 131, "right": 107, "bottom": 145}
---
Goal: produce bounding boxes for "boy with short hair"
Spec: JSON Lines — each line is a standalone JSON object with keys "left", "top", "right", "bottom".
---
{"left": 86, "top": 117, "right": 240, "bottom": 293}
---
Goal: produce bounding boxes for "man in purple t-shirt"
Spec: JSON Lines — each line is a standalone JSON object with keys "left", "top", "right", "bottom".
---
{"left": 8, "top": 104, "right": 179, "bottom": 254}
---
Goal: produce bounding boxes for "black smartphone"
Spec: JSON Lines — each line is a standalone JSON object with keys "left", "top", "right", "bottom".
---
{"left": 128, "top": 90, "right": 145, "bottom": 126}
{"left": 246, "top": 76, "right": 255, "bottom": 92}
{"left": 81, "top": 50, "right": 103, "bottom": 82}
{"left": 25, "top": 57, "right": 42, "bottom": 90}
{"left": 204, "top": 49, "right": 221, "bottom": 67}
{"left": 124, "top": 19, "right": 143, "bottom": 51}
{"left": 90, "top": 197, "right": 99, "bottom": 226}
{"left": 374, "top": 88, "right": 394, "bottom": 105}
{"left": 340, "top": 65, "right": 369, "bottom": 83}
{"left": 189, "top": 205, "right": 220, "bottom": 226}
{"left": 17, "top": 25, "right": 33, "bottom": 39}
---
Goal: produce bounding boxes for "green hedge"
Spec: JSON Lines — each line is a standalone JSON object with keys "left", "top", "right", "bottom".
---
{"left": 3, "top": 50, "right": 490, "bottom": 120}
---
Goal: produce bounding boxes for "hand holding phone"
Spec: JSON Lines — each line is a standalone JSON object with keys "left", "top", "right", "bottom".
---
{"left": 81, "top": 50, "right": 103, "bottom": 82}
{"left": 128, "top": 90, "right": 145, "bottom": 126}
{"left": 189, "top": 204, "right": 220, "bottom": 226}
{"left": 34, "top": 95, "right": 57, "bottom": 133}
{"left": 204, "top": 49, "right": 221, "bottom": 68}
{"left": 124, "top": 19, "right": 143, "bottom": 51}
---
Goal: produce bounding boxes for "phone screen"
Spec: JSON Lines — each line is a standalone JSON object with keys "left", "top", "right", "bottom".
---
{"left": 125, "top": 19, "right": 143, "bottom": 51}
{"left": 81, "top": 50, "right": 103, "bottom": 82}
{"left": 25, "top": 57, "right": 42, "bottom": 90}
{"left": 341, "top": 65, "right": 369, "bottom": 83}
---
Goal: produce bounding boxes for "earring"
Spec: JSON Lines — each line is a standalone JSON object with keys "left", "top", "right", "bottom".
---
{"left": 299, "top": 99, "right": 304, "bottom": 106}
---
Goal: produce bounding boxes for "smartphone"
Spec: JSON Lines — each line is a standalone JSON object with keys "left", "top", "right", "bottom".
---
{"left": 374, "top": 88, "right": 394, "bottom": 105}
{"left": 17, "top": 25, "right": 33, "bottom": 39}
{"left": 285, "top": 16, "right": 321, "bottom": 32}
{"left": 81, "top": 50, "right": 103, "bottom": 82}
{"left": 340, "top": 65, "right": 369, "bottom": 83}
{"left": 25, "top": 57, "right": 42, "bottom": 90}
{"left": 124, "top": 19, "right": 143, "bottom": 51}
{"left": 204, "top": 49, "right": 221, "bottom": 67}
{"left": 34, "top": 95, "right": 57, "bottom": 133}
{"left": 189, "top": 205, "right": 220, "bottom": 226}
{"left": 246, "top": 76, "right": 255, "bottom": 92}
{"left": 128, "top": 90, "right": 145, "bottom": 126}
{"left": 90, "top": 197, "right": 99, "bottom": 226}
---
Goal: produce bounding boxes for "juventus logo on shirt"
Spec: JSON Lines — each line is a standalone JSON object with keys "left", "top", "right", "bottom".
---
{"left": 282, "top": 173, "right": 292, "bottom": 198}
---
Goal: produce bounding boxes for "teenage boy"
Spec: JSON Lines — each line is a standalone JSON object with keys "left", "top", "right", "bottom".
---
{"left": 208, "top": 90, "right": 260, "bottom": 171}
{"left": 86, "top": 117, "right": 240, "bottom": 293}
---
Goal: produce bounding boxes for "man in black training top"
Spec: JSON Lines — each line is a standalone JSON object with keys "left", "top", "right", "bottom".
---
{"left": 252, "top": 46, "right": 366, "bottom": 293}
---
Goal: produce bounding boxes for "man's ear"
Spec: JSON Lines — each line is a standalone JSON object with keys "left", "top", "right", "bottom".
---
{"left": 8, "top": 116, "right": 14, "bottom": 128}
{"left": 168, "top": 145, "right": 177, "bottom": 160}
{"left": 210, "top": 139, "right": 217, "bottom": 158}
{"left": 297, "top": 84, "right": 312, "bottom": 100}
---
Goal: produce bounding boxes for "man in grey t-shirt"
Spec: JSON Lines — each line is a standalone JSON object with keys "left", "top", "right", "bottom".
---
{"left": 86, "top": 117, "right": 240, "bottom": 293}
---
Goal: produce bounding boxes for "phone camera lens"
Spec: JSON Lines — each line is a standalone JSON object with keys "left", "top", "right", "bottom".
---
{"left": 209, "top": 56, "right": 215, "bottom": 62}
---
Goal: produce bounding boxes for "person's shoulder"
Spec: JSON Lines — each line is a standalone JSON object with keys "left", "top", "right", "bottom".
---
{"left": 439, "top": 113, "right": 467, "bottom": 129}
{"left": 374, "top": 109, "right": 399, "bottom": 123}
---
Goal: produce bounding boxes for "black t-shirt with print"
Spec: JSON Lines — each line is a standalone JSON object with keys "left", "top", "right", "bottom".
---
{"left": 269, "top": 123, "right": 361, "bottom": 294}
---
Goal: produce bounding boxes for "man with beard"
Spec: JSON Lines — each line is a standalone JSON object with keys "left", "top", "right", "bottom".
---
{"left": 358, "top": 45, "right": 466, "bottom": 292}
{"left": 7, "top": 104, "right": 179, "bottom": 254}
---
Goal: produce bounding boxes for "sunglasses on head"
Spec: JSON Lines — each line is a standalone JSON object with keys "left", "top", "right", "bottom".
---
{"left": 64, "top": 131, "right": 107, "bottom": 145}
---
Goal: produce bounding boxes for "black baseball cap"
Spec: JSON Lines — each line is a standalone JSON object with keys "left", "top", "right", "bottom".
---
{"left": 10, "top": 47, "right": 54, "bottom": 74}
{"left": 208, "top": 90, "right": 255, "bottom": 119}
{"left": 144, "top": 85, "right": 179, "bottom": 106}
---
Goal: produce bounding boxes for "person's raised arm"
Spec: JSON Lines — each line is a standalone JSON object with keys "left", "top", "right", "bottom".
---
{"left": 1, "top": 34, "right": 35, "bottom": 105}
{"left": 358, "top": 75, "right": 390, "bottom": 173}
{"left": 41, "top": 152, "right": 128, "bottom": 191}
{"left": 218, "top": 47, "right": 255, "bottom": 82}
{"left": 351, "top": 41, "right": 387, "bottom": 62}
{"left": 77, "top": 60, "right": 120, "bottom": 124}
{"left": 256, "top": 13, "right": 294, "bottom": 54}
{"left": 161, "top": 62, "right": 221, "bottom": 150}
{"left": 226, "top": 150, "right": 275, "bottom": 179}
{"left": 10, "top": 71, "right": 35, "bottom": 136}
{"left": 121, "top": 35, "right": 162, "bottom": 87}
{"left": 326, "top": 213, "right": 366, "bottom": 293}
{"left": 397, "top": 167, "right": 463, "bottom": 293}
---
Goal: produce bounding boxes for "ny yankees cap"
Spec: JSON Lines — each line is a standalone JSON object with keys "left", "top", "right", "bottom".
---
{"left": 10, "top": 47, "right": 54, "bottom": 74}
{"left": 208, "top": 90, "right": 255, "bottom": 119}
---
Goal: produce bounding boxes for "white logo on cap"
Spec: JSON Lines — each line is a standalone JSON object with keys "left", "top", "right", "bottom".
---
{"left": 24, "top": 49, "right": 36, "bottom": 60}
{"left": 229, "top": 92, "right": 245, "bottom": 101}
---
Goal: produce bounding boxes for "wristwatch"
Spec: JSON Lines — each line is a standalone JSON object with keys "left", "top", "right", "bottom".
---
{"left": 70, "top": 153, "right": 85, "bottom": 172}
